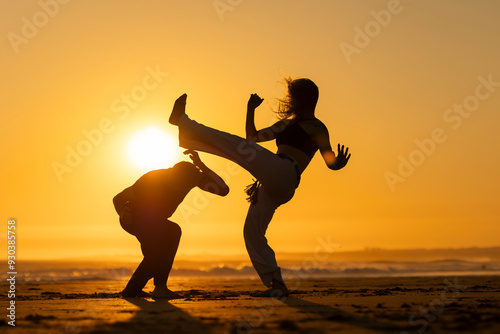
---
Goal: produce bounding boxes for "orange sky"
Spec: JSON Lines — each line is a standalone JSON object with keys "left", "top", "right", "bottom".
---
{"left": 1, "top": 1, "right": 499, "bottom": 260}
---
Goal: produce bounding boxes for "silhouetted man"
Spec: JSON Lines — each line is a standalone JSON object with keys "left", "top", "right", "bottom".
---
{"left": 113, "top": 150, "right": 229, "bottom": 299}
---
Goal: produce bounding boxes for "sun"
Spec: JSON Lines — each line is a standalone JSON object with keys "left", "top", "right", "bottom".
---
{"left": 127, "top": 126, "right": 179, "bottom": 171}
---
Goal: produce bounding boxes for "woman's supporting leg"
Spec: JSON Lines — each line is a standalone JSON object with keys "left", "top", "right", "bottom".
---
{"left": 243, "top": 187, "right": 285, "bottom": 288}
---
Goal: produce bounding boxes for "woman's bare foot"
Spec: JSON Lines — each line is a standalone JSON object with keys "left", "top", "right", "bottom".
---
{"left": 169, "top": 93, "right": 187, "bottom": 125}
{"left": 151, "top": 286, "right": 182, "bottom": 300}
{"left": 253, "top": 279, "right": 289, "bottom": 298}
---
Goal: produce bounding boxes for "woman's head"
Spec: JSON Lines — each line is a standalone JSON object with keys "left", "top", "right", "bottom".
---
{"left": 277, "top": 77, "right": 319, "bottom": 119}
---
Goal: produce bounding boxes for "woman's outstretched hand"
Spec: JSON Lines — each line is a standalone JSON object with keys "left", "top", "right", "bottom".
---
{"left": 332, "top": 144, "right": 351, "bottom": 170}
{"left": 248, "top": 93, "right": 264, "bottom": 110}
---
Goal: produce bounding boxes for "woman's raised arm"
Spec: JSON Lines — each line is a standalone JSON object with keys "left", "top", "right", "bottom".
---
{"left": 246, "top": 93, "right": 287, "bottom": 142}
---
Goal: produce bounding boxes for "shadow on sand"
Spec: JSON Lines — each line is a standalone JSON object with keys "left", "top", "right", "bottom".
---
{"left": 283, "top": 296, "right": 407, "bottom": 333}
{"left": 83, "top": 297, "right": 214, "bottom": 334}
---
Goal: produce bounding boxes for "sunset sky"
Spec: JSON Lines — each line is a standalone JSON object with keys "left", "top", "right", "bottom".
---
{"left": 1, "top": 1, "right": 499, "bottom": 260}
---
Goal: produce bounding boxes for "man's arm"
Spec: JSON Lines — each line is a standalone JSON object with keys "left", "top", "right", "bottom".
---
{"left": 184, "top": 150, "right": 229, "bottom": 196}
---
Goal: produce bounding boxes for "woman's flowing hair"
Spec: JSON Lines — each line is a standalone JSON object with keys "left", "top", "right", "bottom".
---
{"left": 275, "top": 77, "right": 319, "bottom": 119}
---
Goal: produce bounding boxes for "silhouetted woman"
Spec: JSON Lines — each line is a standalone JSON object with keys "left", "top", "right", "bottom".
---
{"left": 169, "top": 78, "right": 351, "bottom": 296}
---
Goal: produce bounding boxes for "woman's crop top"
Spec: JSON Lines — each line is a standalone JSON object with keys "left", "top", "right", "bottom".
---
{"left": 276, "top": 120, "right": 318, "bottom": 160}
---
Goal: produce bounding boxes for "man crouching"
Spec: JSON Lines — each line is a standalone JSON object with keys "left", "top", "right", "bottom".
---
{"left": 113, "top": 150, "right": 229, "bottom": 299}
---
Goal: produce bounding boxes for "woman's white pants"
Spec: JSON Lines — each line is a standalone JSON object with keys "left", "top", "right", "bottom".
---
{"left": 178, "top": 115, "right": 298, "bottom": 287}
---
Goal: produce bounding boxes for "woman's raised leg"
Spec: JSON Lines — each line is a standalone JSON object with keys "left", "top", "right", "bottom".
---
{"left": 169, "top": 95, "right": 296, "bottom": 195}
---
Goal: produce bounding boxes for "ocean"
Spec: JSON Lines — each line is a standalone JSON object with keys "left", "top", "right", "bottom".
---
{"left": 3, "top": 247, "right": 500, "bottom": 283}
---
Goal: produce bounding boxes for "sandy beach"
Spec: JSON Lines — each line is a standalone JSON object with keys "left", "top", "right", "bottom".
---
{"left": 1, "top": 275, "right": 499, "bottom": 334}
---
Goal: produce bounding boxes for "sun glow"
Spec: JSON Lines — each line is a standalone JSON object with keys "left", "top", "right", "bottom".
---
{"left": 127, "top": 126, "right": 179, "bottom": 172}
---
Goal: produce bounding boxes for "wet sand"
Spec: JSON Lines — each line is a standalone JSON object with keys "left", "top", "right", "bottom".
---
{"left": 1, "top": 276, "right": 499, "bottom": 334}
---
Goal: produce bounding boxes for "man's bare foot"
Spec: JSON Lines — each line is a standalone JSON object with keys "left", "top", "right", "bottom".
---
{"left": 169, "top": 93, "right": 187, "bottom": 125}
{"left": 253, "top": 279, "right": 289, "bottom": 298}
{"left": 151, "top": 286, "right": 182, "bottom": 300}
